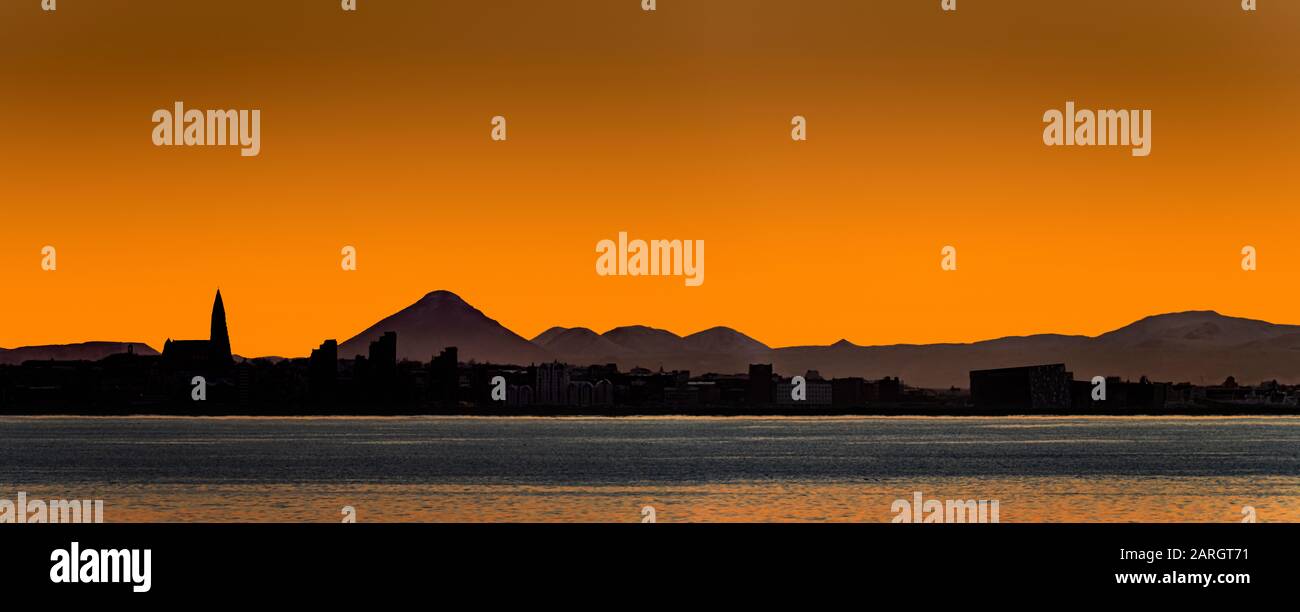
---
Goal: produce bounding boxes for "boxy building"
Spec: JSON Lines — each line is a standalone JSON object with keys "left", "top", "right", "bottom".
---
{"left": 970, "top": 364, "right": 1073, "bottom": 412}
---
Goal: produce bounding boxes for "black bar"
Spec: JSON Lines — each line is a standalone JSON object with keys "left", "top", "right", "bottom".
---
{"left": 1, "top": 523, "right": 1285, "bottom": 601}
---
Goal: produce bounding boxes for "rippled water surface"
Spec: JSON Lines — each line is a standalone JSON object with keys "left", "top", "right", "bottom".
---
{"left": 1, "top": 416, "right": 1296, "bottom": 522}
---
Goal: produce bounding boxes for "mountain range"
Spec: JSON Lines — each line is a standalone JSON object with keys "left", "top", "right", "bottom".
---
{"left": 332, "top": 290, "right": 1300, "bottom": 388}
{"left": 6, "top": 290, "right": 1299, "bottom": 388}
{"left": 0, "top": 341, "right": 158, "bottom": 365}
{"left": 338, "top": 290, "right": 550, "bottom": 365}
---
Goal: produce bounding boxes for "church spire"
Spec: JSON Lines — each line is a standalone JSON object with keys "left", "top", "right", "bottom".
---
{"left": 210, "top": 289, "right": 232, "bottom": 362}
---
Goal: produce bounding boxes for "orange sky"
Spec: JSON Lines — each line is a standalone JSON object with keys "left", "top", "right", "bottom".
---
{"left": 1, "top": 0, "right": 1297, "bottom": 357}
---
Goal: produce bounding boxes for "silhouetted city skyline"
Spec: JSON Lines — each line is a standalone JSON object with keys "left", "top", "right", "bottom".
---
{"left": 1, "top": 289, "right": 1298, "bottom": 416}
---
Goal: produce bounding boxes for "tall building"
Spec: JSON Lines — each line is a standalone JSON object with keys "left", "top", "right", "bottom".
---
{"left": 369, "top": 332, "right": 397, "bottom": 373}
{"left": 429, "top": 346, "right": 458, "bottom": 404}
{"left": 747, "top": 363, "right": 774, "bottom": 405}
{"left": 311, "top": 339, "right": 338, "bottom": 371}
{"left": 209, "top": 290, "right": 232, "bottom": 362}
{"left": 309, "top": 339, "right": 338, "bottom": 405}
{"left": 366, "top": 332, "right": 398, "bottom": 405}
{"left": 162, "top": 290, "right": 234, "bottom": 366}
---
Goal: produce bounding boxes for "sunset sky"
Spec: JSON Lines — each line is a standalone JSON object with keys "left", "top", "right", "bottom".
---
{"left": 1, "top": 0, "right": 1297, "bottom": 358}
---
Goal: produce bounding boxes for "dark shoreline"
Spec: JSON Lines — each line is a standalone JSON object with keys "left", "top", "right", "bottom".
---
{"left": 4, "top": 403, "right": 1298, "bottom": 418}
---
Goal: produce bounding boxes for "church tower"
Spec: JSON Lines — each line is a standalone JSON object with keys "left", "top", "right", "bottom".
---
{"left": 210, "top": 290, "right": 232, "bottom": 362}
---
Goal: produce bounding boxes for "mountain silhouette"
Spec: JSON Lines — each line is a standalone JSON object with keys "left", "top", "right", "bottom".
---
{"left": 530, "top": 324, "right": 771, "bottom": 372}
{"left": 772, "top": 311, "right": 1300, "bottom": 388}
{"left": 531, "top": 327, "right": 633, "bottom": 363}
{"left": 18, "top": 293, "right": 1292, "bottom": 388}
{"left": 339, "top": 290, "right": 550, "bottom": 364}
{"left": 1094, "top": 310, "right": 1300, "bottom": 349}
{"left": 0, "top": 341, "right": 158, "bottom": 365}
{"left": 603, "top": 325, "right": 685, "bottom": 353}
{"left": 683, "top": 326, "right": 771, "bottom": 354}
{"left": 531, "top": 326, "right": 573, "bottom": 347}
{"left": 336, "top": 294, "right": 1300, "bottom": 387}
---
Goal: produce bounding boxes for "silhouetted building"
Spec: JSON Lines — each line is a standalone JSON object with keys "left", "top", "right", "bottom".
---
{"left": 369, "top": 333, "right": 397, "bottom": 371}
{"left": 162, "top": 290, "right": 234, "bottom": 367}
{"left": 309, "top": 339, "right": 338, "bottom": 405}
{"left": 776, "top": 370, "right": 832, "bottom": 406}
{"left": 1071, "top": 376, "right": 1168, "bottom": 411}
{"left": 747, "top": 363, "right": 774, "bottom": 405}
{"left": 874, "top": 376, "right": 902, "bottom": 403}
{"left": 6, "top": 342, "right": 1299, "bottom": 416}
{"left": 593, "top": 379, "right": 614, "bottom": 405}
{"left": 210, "top": 290, "right": 232, "bottom": 362}
{"left": 832, "top": 377, "right": 867, "bottom": 407}
{"left": 971, "top": 364, "right": 1072, "bottom": 412}
{"left": 235, "top": 362, "right": 252, "bottom": 406}
{"left": 429, "top": 346, "right": 458, "bottom": 404}
{"left": 567, "top": 381, "right": 595, "bottom": 406}
{"left": 664, "top": 383, "right": 700, "bottom": 407}
{"left": 366, "top": 332, "right": 398, "bottom": 405}
{"left": 536, "top": 362, "right": 569, "bottom": 405}
{"left": 507, "top": 384, "right": 533, "bottom": 407}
